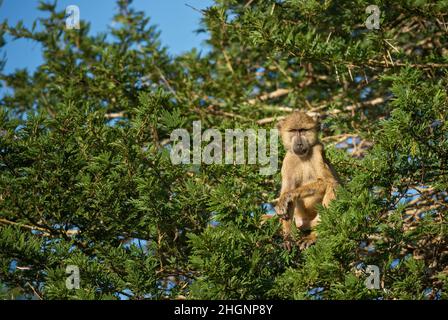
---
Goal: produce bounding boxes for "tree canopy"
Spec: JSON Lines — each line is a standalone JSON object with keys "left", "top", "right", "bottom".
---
{"left": 0, "top": 0, "right": 447, "bottom": 300}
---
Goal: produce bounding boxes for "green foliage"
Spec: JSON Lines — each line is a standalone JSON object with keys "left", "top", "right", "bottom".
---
{"left": 0, "top": 0, "right": 446, "bottom": 299}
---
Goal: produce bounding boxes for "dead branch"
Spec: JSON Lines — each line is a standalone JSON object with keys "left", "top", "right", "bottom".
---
{"left": 248, "top": 88, "right": 291, "bottom": 105}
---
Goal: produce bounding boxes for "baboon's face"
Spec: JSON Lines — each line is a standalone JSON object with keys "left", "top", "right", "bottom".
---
{"left": 278, "top": 112, "right": 319, "bottom": 158}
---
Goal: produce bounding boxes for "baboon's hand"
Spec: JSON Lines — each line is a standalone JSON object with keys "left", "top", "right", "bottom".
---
{"left": 299, "top": 233, "right": 316, "bottom": 250}
{"left": 299, "top": 239, "right": 314, "bottom": 250}
{"left": 275, "top": 192, "right": 293, "bottom": 219}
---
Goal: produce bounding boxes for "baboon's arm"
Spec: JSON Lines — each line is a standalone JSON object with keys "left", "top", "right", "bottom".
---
{"left": 276, "top": 174, "right": 296, "bottom": 219}
{"left": 276, "top": 179, "right": 326, "bottom": 212}
{"left": 276, "top": 178, "right": 337, "bottom": 215}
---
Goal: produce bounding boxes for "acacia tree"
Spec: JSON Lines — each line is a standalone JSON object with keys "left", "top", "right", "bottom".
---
{"left": 0, "top": 0, "right": 447, "bottom": 299}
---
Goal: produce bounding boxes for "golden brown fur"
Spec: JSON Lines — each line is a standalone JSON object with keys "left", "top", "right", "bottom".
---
{"left": 275, "top": 111, "right": 339, "bottom": 249}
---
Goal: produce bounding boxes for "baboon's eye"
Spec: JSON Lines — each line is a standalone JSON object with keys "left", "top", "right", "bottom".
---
{"left": 289, "top": 128, "right": 307, "bottom": 133}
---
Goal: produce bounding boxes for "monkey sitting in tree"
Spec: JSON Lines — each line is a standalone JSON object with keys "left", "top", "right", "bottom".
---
{"left": 275, "top": 111, "right": 339, "bottom": 250}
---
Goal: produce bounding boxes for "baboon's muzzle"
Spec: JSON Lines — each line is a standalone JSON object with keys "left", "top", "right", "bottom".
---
{"left": 293, "top": 137, "right": 309, "bottom": 156}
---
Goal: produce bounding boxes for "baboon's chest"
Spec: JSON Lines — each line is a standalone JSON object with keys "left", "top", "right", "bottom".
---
{"left": 295, "top": 155, "right": 319, "bottom": 185}
{"left": 299, "top": 163, "right": 317, "bottom": 184}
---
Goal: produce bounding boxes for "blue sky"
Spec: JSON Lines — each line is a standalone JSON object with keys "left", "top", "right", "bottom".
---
{"left": 0, "top": 0, "right": 213, "bottom": 74}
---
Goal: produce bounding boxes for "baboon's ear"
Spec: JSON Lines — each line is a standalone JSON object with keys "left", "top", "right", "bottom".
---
{"left": 276, "top": 118, "right": 285, "bottom": 130}
{"left": 309, "top": 113, "right": 321, "bottom": 128}
{"left": 310, "top": 113, "right": 320, "bottom": 123}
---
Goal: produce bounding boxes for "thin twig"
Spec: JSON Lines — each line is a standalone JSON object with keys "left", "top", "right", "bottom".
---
{"left": 155, "top": 66, "right": 178, "bottom": 98}
{"left": 0, "top": 218, "right": 51, "bottom": 236}
{"left": 105, "top": 112, "right": 125, "bottom": 119}
{"left": 184, "top": 3, "right": 205, "bottom": 14}
{"left": 248, "top": 88, "right": 291, "bottom": 105}
{"left": 26, "top": 282, "right": 43, "bottom": 300}
{"left": 244, "top": 0, "right": 255, "bottom": 8}
{"left": 257, "top": 97, "right": 386, "bottom": 124}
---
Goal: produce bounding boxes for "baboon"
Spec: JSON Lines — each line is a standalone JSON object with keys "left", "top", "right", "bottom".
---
{"left": 275, "top": 111, "right": 339, "bottom": 249}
